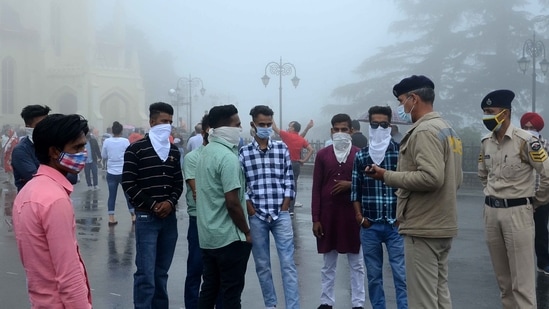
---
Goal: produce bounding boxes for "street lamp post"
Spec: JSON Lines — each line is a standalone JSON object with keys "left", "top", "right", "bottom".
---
{"left": 517, "top": 31, "right": 549, "bottom": 112}
{"left": 261, "top": 57, "right": 300, "bottom": 127}
{"left": 169, "top": 74, "right": 206, "bottom": 131}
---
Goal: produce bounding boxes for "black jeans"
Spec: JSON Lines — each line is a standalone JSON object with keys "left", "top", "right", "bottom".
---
{"left": 535, "top": 204, "right": 549, "bottom": 269}
{"left": 198, "top": 241, "right": 252, "bottom": 309}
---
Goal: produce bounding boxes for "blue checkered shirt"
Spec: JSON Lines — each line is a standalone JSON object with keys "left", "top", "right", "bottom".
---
{"left": 239, "top": 139, "right": 295, "bottom": 221}
{"left": 351, "top": 140, "right": 400, "bottom": 224}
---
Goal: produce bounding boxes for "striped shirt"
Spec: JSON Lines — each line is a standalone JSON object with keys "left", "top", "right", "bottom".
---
{"left": 351, "top": 140, "right": 400, "bottom": 224}
{"left": 122, "top": 135, "right": 184, "bottom": 211}
{"left": 239, "top": 138, "right": 295, "bottom": 221}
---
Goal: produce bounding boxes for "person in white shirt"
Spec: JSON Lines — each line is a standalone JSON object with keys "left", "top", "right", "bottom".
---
{"left": 187, "top": 123, "right": 203, "bottom": 151}
{"left": 102, "top": 121, "right": 134, "bottom": 225}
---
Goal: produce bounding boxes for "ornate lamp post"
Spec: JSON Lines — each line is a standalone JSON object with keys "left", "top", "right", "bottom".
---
{"left": 261, "top": 57, "right": 300, "bottom": 126}
{"left": 169, "top": 74, "right": 205, "bottom": 130}
{"left": 518, "top": 31, "right": 549, "bottom": 112}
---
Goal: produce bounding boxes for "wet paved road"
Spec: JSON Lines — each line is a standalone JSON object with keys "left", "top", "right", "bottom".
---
{"left": 0, "top": 169, "right": 548, "bottom": 308}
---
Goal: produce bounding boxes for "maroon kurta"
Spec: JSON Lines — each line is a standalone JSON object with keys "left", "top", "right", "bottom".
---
{"left": 311, "top": 145, "right": 361, "bottom": 254}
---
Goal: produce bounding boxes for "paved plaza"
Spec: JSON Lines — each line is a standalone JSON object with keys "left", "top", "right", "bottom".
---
{"left": 0, "top": 169, "right": 548, "bottom": 308}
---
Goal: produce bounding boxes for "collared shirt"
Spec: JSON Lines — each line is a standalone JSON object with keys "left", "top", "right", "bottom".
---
{"left": 351, "top": 140, "right": 399, "bottom": 224}
{"left": 479, "top": 124, "right": 549, "bottom": 206}
{"left": 278, "top": 130, "right": 309, "bottom": 161}
{"left": 239, "top": 138, "right": 295, "bottom": 221}
{"left": 183, "top": 145, "right": 203, "bottom": 216}
{"left": 13, "top": 165, "right": 92, "bottom": 309}
{"left": 122, "top": 135, "right": 183, "bottom": 211}
{"left": 196, "top": 136, "right": 247, "bottom": 249}
{"left": 187, "top": 135, "right": 203, "bottom": 151}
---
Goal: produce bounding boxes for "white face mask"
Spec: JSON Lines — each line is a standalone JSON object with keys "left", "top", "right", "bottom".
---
{"left": 149, "top": 124, "right": 172, "bottom": 141}
{"left": 148, "top": 124, "right": 172, "bottom": 161}
{"left": 527, "top": 130, "right": 540, "bottom": 138}
{"left": 331, "top": 132, "right": 352, "bottom": 163}
{"left": 368, "top": 126, "right": 392, "bottom": 165}
{"left": 210, "top": 126, "right": 242, "bottom": 146}
{"left": 25, "top": 127, "right": 34, "bottom": 143}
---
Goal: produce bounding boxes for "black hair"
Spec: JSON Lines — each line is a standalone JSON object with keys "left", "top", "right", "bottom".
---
{"left": 290, "top": 121, "right": 301, "bottom": 133}
{"left": 368, "top": 106, "right": 393, "bottom": 122}
{"left": 34, "top": 114, "right": 89, "bottom": 164}
{"left": 351, "top": 119, "right": 360, "bottom": 130}
{"left": 20, "top": 105, "right": 51, "bottom": 126}
{"left": 194, "top": 123, "right": 202, "bottom": 133}
{"left": 409, "top": 88, "right": 435, "bottom": 104}
{"left": 112, "top": 121, "right": 123, "bottom": 135}
{"left": 249, "top": 105, "right": 274, "bottom": 121}
{"left": 201, "top": 114, "right": 210, "bottom": 131}
{"left": 331, "top": 114, "right": 352, "bottom": 128}
{"left": 149, "top": 102, "right": 174, "bottom": 119}
{"left": 208, "top": 104, "right": 238, "bottom": 128}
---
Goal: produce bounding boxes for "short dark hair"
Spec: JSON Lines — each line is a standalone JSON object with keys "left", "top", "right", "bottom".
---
{"left": 20, "top": 105, "right": 51, "bottom": 126}
{"left": 410, "top": 88, "right": 435, "bottom": 104}
{"left": 149, "top": 102, "right": 174, "bottom": 119}
{"left": 331, "top": 114, "right": 352, "bottom": 128}
{"left": 112, "top": 121, "right": 123, "bottom": 135}
{"left": 34, "top": 114, "right": 89, "bottom": 164}
{"left": 351, "top": 119, "right": 360, "bottom": 130}
{"left": 194, "top": 123, "right": 202, "bottom": 133}
{"left": 249, "top": 105, "right": 274, "bottom": 121}
{"left": 208, "top": 104, "right": 238, "bottom": 128}
{"left": 201, "top": 114, "right": 210, "bottom": 131}
{"left": 290, "top": 121, "right": 301, "bottom": 133}
{"left": 368, "top": 106, "right": 393, "bottom": 122}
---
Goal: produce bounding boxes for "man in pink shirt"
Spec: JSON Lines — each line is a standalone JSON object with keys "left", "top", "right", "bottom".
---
{"left": 13, "top": 114, "right": 92, "bottom": 309}
{"left": 273, "top": 120, "right": 315, "bottom": 215}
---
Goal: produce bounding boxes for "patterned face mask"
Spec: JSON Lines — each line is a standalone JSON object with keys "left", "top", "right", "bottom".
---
{"left": 58, "top": 150, "right": 88, "bottom": 173}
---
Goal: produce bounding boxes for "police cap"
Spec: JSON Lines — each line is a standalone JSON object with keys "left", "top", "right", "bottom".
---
{"left": 481, "top": 89, "right": 514, "bottom": 110}
{"left": 393, "top": 75, "right": 435, "bottom": 98}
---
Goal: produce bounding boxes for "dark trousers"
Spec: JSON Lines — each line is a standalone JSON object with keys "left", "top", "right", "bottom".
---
{"left": 198, "top": 241, "right": 251, "bottom": 309}
{"left": 290, "top": 161, "right": 301, "bottom": 213}
{"left": 84, "top": 162, "right": 98, "bottom": 186}
{"left": 535, "top": 204, "right": 549, "bottom": 269}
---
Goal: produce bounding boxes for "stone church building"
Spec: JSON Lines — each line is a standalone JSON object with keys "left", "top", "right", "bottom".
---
{"left": 0, "top": 0, "right": 147, "bottom": 132}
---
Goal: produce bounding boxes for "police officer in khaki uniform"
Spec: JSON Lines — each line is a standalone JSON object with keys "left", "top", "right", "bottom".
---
{"left": 478, "top": 89, "right": 549, "bottom": 309}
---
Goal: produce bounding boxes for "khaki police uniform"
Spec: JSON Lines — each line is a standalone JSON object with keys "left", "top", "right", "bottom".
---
{"left": 478, "top": 124, "right": 549, "bottom": 309}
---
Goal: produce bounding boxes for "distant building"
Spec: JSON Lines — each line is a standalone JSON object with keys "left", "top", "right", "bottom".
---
{"left": 0, "top": 0, "right": 148, "bottom": 130}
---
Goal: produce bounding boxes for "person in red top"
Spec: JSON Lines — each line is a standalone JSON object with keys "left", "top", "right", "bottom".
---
{"left": 128, "top": 127, "right": 144, "bottom": 144}
{"left": 273, "top": 120, "right": 315, "bottom": 215}
{"left": 13, "top": 114, "right": 92, "bottom": 308}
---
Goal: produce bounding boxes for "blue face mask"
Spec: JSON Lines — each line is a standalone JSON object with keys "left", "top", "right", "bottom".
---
{"left": 397, "top": 97, "right": 414, "bottom": 124}
{"left": 255, "top": 126, "right": 273, "bottom": 139}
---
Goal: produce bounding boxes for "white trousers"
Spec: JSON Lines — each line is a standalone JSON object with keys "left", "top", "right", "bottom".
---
{"left": 320, "top": 250, "right": 366, "bottom": 307}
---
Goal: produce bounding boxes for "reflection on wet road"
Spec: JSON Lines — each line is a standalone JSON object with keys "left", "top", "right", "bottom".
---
{"left": 0, "top": 174, "right": 547, "bottom": 308}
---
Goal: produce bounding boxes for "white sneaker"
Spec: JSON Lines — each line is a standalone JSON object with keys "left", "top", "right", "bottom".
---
{"left": 294, "top": 201, "right": 303, "bottom": 207}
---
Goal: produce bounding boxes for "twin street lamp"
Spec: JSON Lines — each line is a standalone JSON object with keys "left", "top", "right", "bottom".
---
{"left": 518, "top": 31, "right": 549, "bottom": 112}
{"left": 261, "top": 58, "right": 300, "bottom": 127}
{"left": 169, "top": 75, "right": 205, "bottom": 130}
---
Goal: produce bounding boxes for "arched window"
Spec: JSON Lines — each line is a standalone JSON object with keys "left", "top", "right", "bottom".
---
{"left": 2, "top": 57, "right": 15, "bottom": 115}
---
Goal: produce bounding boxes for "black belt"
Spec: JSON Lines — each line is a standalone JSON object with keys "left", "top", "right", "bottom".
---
{"left": 485, "top": 196, "right": 532, "bottom": 208}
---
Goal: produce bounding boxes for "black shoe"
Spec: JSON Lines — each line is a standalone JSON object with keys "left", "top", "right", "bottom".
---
{"left": 318, "top": 305, "right": 332, "bottom": 309}
{"left": 352, "top": 307, "right": 364, "bottom": 309}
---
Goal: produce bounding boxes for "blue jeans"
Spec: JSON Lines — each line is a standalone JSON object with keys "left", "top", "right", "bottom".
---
{"left": 84, "top": 162, "right": 98, "bottom": 186}
{"left": 106, "top": 173, "right": 134, "bottom": 215}
{"left": 361, "top": 222, "right": 408, "bottom": 309}
{"left": 199, "top": 241, "right": 251, "bottom": 309}
{"left": 249, "top": 211, "right": 300, "bottom": 308}
{"left": 184, "top": 216, "right": 224, "bottom": 309}
{"left": 134, "top": 211, "right": 178, "bottom": 309}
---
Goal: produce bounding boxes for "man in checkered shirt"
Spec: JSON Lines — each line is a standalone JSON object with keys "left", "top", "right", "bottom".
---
{"left": 239, "top": 105, "right": 300, "bottom": 309}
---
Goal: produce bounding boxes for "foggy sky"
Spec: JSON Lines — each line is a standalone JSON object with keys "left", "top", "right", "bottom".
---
{"left": 96, "top": 0, "right": 399, "bottom": 139}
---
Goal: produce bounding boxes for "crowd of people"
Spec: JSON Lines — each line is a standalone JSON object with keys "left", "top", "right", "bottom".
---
{"left": 5, "top": 74, "right": 549, "bottom": 309}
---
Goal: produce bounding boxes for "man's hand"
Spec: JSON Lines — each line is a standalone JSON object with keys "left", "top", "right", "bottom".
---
{"left": 298, "top": 159, "right": 306, "bottom": 166}
{"left": 306, "top": 120, "right": 314, "bottom": 130}
{"left": 313, "top": 222, "right": 324, "bottom": 238}
{"left": 153, "top": 201, "right": 173, "bottom": 219}
{"left": 245, "top": 232, "right": 252, "bottom": 243}
{"left": 331, "top": 180, "right": 351, "bottom": 195}
{"left": 365, "top": 164, "right": 386, "bottom": 181}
